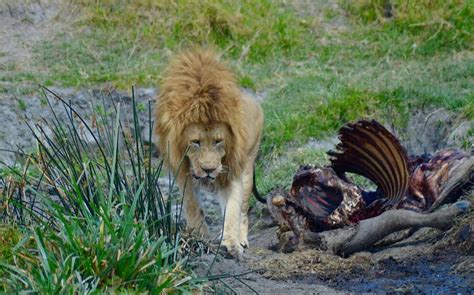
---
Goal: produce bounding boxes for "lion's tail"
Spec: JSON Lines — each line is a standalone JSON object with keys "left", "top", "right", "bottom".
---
{"left": 252, "top": 169, "right": 266, "bottom": 203}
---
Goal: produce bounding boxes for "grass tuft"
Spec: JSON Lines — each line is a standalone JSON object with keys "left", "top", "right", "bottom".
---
{"left": 0, "top": 87, "right": 198, "bottom": 293}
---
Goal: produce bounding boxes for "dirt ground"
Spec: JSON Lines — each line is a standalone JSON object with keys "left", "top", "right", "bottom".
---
{"left": 196, "top": 195, "right": 474, "bottom": 294}
{"left": 0, "top": 0, "right": 73, "bottom": 91}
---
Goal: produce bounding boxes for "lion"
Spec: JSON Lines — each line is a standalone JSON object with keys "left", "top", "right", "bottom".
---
{"left": 153, "top": 49, "right": 264, "bottom": 258}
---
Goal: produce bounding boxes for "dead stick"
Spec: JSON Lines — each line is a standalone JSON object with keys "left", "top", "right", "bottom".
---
{"left": 304, "top": 200, "right": 471, "bottom": 257}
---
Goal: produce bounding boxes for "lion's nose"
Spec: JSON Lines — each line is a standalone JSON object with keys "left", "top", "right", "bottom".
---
{"left": 201, "top": 167, "right": 216, "bottom": 174}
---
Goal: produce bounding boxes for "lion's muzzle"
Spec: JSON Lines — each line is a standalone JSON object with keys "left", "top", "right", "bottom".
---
{"left": 192, "top": 163, "right": 223, "bottom": 180}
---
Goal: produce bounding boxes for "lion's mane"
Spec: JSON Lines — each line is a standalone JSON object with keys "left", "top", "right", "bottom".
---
{"left": 153, "top": 49, "right": 248, "bottom": 181}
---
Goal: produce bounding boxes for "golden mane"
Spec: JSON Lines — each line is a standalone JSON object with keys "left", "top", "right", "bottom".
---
{"left": 153, "top": 49, "right": 248, "bottom": 180}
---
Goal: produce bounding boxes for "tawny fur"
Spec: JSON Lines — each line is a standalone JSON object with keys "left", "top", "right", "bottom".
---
{"left": 155, "top": 50, "right": 247, "bottom": 182}
{"left": 153, "top": 49, "right": 264, "bottom": 257}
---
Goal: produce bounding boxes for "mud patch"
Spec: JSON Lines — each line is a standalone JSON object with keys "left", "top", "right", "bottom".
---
{"left": 292, "top": 250, "right": 473, "bottom": 293}
{"left": 0, "top": 87, "right": 156, "bottom": 165}
{"left": 195, "top": 194, "right": 473, "bottom": 293}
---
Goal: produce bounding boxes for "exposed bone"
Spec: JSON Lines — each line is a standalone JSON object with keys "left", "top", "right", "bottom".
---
{"left": 269, "top": 120, "right": 473, "bottom": 256}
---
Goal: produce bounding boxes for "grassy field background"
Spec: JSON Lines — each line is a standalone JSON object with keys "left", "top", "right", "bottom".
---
{"left": 3, "top": 0, "right": 472, "bottom": 192}
{"left": 1, "top": 0, "right": 473, "bottom": 292}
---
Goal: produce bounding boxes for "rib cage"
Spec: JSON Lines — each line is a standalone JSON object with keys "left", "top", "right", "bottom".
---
{"left": 328, "top": 120, "right": 410, "bottom": 205}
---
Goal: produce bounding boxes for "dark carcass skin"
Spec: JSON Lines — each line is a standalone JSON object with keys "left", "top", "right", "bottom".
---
{"left": 270, "top": 120, "right": 473, "bottom": 252}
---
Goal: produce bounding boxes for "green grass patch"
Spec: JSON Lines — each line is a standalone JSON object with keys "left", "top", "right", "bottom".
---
{"left": 257, "top": 147, "right": 328, "bottom": 194}
{"left": 256, "top": 48, "right": 472, "bottom": 191}
{"left": 0, "top": 225, "right": 23, "bottom": 265}
{"left": 261, "top": 80, "right": 409, "bottom": 156}
{"left": 342, "top": 0, "right": 473, "bottom": 57}
{"left": 35, "top": 0, "right": 315, "bottom": 89}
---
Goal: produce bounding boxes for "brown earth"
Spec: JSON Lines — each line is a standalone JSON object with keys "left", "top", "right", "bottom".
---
{"left": 196, "top": 193, "right": 473, "bottom": 293}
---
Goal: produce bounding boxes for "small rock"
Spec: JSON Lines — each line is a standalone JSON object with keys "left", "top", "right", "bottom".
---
{"left": 457, "top": 224, "right": 472, "bottom": 242}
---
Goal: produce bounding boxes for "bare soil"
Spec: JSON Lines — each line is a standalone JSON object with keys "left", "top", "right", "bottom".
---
{"left": 196, "top": 196, "right": 473, "bottom": 294}
{"left": 0, "top": 0, "right": 75, "bottom": 93}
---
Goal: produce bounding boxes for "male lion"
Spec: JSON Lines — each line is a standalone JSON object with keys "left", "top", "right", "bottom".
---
{"left": 153, "top": 49, "right": 264, "bottom": 258}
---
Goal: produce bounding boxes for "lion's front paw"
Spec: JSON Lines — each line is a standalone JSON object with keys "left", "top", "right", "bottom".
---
{"left": 221, "top": 239, "right": 244, "bottom": 259}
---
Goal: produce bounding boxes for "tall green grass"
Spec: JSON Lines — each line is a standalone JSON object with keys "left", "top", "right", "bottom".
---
{"left": 0, "top": 87, "right": 197, "bottom": 292}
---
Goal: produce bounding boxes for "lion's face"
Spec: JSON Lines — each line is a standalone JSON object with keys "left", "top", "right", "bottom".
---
{"left": 182, "top": 122, "right": 231, "bottom": 180}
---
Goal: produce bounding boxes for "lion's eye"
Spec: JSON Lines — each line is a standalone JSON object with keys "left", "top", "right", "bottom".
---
{"left": 191, "top": 140, "right": 200, "bottom": 147}
{"left": 215, "top": 139, "right": 223, "bottom": 145}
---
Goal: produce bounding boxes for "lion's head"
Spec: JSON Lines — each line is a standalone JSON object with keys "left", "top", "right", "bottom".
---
{"left": 183, "top": 122, "right": 231, "bottom": 180}
{"left": 153, "top": 49, "right": 248, "bottom": 183}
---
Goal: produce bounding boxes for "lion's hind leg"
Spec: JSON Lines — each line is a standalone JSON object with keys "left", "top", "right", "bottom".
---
{"left": 239, "top": 165, "right": 253, "bottom": 248}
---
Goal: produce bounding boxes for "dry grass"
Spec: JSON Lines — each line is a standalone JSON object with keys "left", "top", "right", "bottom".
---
{"left": 250, "top": 248, "right": 374, "bottom": 280}
{"left": 441, "top": 190, "right": 474, "bottom": 254}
